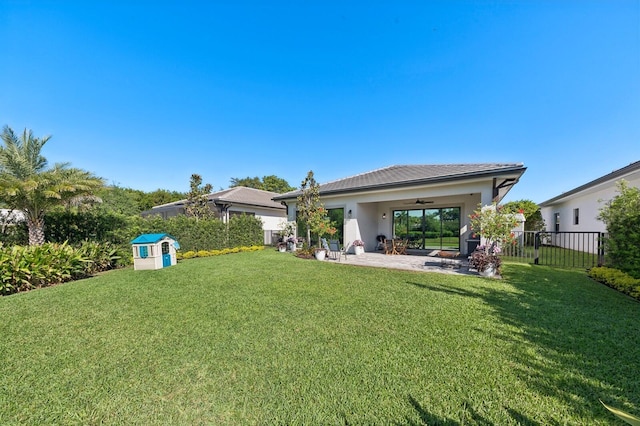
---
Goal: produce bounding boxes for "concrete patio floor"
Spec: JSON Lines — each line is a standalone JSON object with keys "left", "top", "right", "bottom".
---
{"left": 324, "top": 250, "right": 474, "bottom": 275}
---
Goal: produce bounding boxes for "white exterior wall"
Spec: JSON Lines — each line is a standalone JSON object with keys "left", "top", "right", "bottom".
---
{"left": 541, "top": 174, "right": 640, "bottom": 234}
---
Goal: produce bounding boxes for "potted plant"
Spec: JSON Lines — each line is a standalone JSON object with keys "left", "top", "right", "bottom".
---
{"left": 307, "top": 207, "right": 336, "bottom": 261}
{"left": 353, "top": 239, "right": 365, "bottom": 255}
{"left": 277, "top": 241, "right": 287, "bottom": 252}
{"left": 286, "top": 236, "right": 298, "bottom": 252}
{"left": 468, "top": 244, "right": 502, "bottom": 277}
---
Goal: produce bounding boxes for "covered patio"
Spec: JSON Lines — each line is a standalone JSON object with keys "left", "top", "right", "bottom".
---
{"left": 274, "top": 163, "right": 527, "bottom": 257}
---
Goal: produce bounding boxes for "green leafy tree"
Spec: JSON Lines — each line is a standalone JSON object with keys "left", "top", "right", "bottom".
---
{"left": 296, "top": 170, "right": 323, "bottom": 246}
{"left": 0, "top": 126, "right": 104, "bottom": 245}
{"left": 230, "top": 176, "right": 262, "bottom": 189}
{"left": 261, "top": 175, "right": 296, "bottom": 193}
{"left": 598, "top": 180, "right": 640, "bottom": 278}
{"left": 139, "top": 188, "right": 186, "bottom": 211}
{"left": 94, "top": 186, "right": 144, "bottom": 216}
{"left": 469, "top": 202, "right": 518, "bottom": 253}
{"left": 503, "top": 199, "right": 546, "bottom": 232}
{"left": 230, "top": 175, "right": 295, "bottom": 193}
{"left": 185, "top": 173, "right": 214, "bottom": 221}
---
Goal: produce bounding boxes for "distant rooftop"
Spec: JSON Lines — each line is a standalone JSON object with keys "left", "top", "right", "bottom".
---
{"left": 150, "top": 186, "right": 285, "bottom": 210}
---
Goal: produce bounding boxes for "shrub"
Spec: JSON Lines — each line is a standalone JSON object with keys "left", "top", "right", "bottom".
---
{"left": 0, "top": 241, "right": 123, "bottom": 296}
{"left": 598, "top": 181, "right": 640, "bottom": 278}
{"left": 588, "top": 266, "right": 640, "bottom": 300}
{"left": 181, "top": 251, "right": 197, "bottom": 259}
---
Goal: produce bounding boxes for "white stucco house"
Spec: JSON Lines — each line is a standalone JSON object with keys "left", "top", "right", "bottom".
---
{"left": 539, "top": 160, "right": 640, "bottom": 234}
{"left": 273, "top": 163, "right": 527, "bottom": 255}
{"left": 141, "top": 187, "right": 287, "bottom": 244}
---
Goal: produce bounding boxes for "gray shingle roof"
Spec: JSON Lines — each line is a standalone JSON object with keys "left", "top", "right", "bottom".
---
{"left": 539, "top": 160, "right": 640, "bottom": 206}
{"left": 274, "top": 163, "right": 526, "bottom": 200}
{"left": 151, "top": 186, "right": 285, "bottom": 210}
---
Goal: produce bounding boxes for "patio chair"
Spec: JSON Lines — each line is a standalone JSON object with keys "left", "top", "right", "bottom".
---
{"left": 329, "top": 239, "right": 349, "bottom": 261}
{"left": 328, "top": 239, "right": 340, "bottom": 260}
{"left": 383, "top": 238, "right": 393, "bottom": 255}
{"left": 393, "top": 239, "right": 408, "bottom": 255}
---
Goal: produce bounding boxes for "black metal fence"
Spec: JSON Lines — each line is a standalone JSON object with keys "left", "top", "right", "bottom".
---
{"left": 500, "top": 231, "right": 606, "bottom": 269}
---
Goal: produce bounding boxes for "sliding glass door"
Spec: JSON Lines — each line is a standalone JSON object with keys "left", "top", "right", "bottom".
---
{"left": 393, "top": 207, "right": 460, "bottom": 251}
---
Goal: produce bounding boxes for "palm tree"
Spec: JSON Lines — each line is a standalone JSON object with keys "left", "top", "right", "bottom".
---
{"left": 0, "top": 126, "right": 105, "bottom": 245}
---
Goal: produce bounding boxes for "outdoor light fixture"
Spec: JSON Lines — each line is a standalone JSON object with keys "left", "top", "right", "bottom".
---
{"left": 348, "top": 210, "right": 352, "bottom": 218}
{"left": 382, "top": 213, "right": 386, "bottom": 219}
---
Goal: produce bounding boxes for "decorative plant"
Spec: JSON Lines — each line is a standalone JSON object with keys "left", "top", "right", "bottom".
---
{"left": 279, "top": 221, "right": 297, "bottom": 240}
{"left": 469, "top": 202, "right": 518, "bottom": 255}
{"left": 468, "top": 244, "right": 502, "bottom": 273}
{"left": 308, "top": 207, "right": 337, "bottom": 248}
{"left": 353, "top": 240, "right": 365, "bottom": 247}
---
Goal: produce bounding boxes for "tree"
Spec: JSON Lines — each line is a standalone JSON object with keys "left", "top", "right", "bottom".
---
{"left": 295, "top": 170, "right": 335, "bottom": 247}
{"left": 138, "top": 188, "right": 186, "bottom": 211}
{"left": 0, "top": 126, "right": 105, "bottom": 245}
{"left": 261, "top": 175, "right": 296, "bottom": 193}
{"left": 185, "top": 173, "right": 214, "bottom": 220}
{"left": 296, "top": 171, "right": 321, "bottom": 247}
{"left": 230, "top": 175, "right": 295, "bottom": 193}
{"left": 598, "top": 180, "right": 640, "bottom": 278}
{"left": 503, "top": 199, "right": 546, "bottom": 232}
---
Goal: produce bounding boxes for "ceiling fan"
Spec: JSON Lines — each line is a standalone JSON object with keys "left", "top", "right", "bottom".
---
{"left": 404, "top": 199, "right": 434, "bottom": 205}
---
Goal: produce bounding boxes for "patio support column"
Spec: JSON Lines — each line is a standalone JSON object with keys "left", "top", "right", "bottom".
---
{"left": 480, "top": 188, "right": 493, "bottom": 207}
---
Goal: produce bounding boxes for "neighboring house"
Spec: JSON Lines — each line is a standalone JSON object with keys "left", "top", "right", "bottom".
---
{"left": 273, "top": 163, "right": 526, "bottom": 255}
{"left": 141, "top": 187, "right": 287, "bottom": 244}
{"left": 539, "top": 160, "right": 640, "bottom": 234}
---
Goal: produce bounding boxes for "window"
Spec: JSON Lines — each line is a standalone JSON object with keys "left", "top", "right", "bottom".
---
{"left": 139, "top": 245, "right": 149, "bottom": 258}
{"left": 573, "top": 208, "right": 579, "bottom": 225}
{"left": 392, "top": 207, "right": 460, "bottom": 251}
{"left": 554, "top": 213, "right": 560, "bottom": 232}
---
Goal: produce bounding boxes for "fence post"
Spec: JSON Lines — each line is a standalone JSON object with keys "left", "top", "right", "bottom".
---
{"left": 534, "top": 232, "right": 540, "bottom": 265}
{"left": 597, "top": 232, "right": 605, "bottom": 266}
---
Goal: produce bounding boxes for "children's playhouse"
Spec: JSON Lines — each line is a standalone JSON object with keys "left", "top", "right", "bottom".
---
{"left": 131, "top": 233, "right": 180, "bottom": 270}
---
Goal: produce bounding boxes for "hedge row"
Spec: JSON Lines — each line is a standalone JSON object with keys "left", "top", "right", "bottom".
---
{"left": 588, "top": 266, "right": 640, "bottom": 301}
{"left": 0, "top": 212, "right": 266, "bottom": 266}
{"left": 0, "top": 242, "right": 119, "bottom": 296}
{"left": 178, "top": 245, "right": 264, "bottom": 260}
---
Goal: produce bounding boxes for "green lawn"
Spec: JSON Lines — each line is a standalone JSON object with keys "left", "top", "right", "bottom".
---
{"left": 1, "top": 250, "right": 638, "bottom": 425}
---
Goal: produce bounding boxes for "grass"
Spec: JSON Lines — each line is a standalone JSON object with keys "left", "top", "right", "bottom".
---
{"left": 1, "top": 249, "right": 639, "bottom": 424}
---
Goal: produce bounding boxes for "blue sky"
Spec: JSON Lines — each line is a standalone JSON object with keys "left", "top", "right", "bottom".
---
{"left": 1, "top": 1, "right": 638, "bottom": 204}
